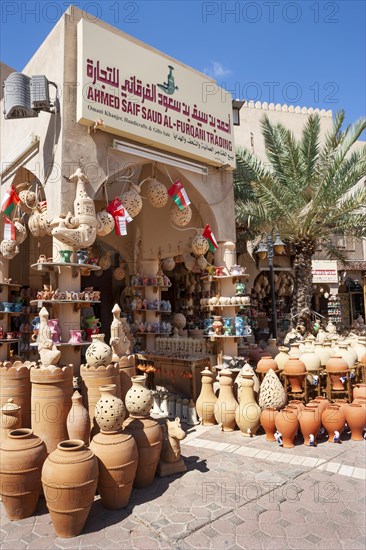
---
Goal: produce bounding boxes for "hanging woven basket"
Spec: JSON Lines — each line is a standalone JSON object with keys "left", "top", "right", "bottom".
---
{"left": 146, "top": 178, "right": 168, "bottom": 208}
{"left": 191, "top": 235, "right": 209, "bottom": 256}
{"left": 170, "top": 203, "right": 192, "bottom": 227}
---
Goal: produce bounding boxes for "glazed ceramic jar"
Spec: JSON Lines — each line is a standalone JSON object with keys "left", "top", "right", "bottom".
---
{"left": 260, "top": 407, "right": 278, "bottom": 441}
{"left": 256, "top": 355, "right": 277, "bottom": 374}
{"left": 196, "top": 369, "right": 217, "bottom": 425}
{"left": 42, "top": 440, "right": 98, "bottom": 538}
{"left": 326, "top": 356, "right": 348, "bottom": 390}
{"left": 274, "top": 347, "right": 290, "bottom": 371}
{"left": 298, "top": 407, "right": 321, "bottom": 445}
{"left": 0, "top": 429, "right": 47, "bottom": 520}
{"left": 85, "top": 334, "right": 113, "bottom": 368}
{"left": 235, "top": 374, "right": 261, "bottom": 437}
{"left": 0, "top": 398, "right": 21, "bottom": 443}
{"left": 66, "top": 391, "right": 90, "bottom": 445}
{"left": 95, "top": 384, "right": 125, "bottom": 432}
{"left": 345, "top": 404, "right": 366, "bottom": 441}
{"left": 283, "top": 357, "right": 306, "bottom": 393}
{"left": 124, "top": 375, "right": 153, "bottom": 417}
{"left": 0, "top": 360, "right": 32, "bottom": 428}
{"left": 274, "top": 408, "right": 299, "bottom": 448}
{"left": 215, "top": 369, "right": 238, "bottom": 432}
{"left": 258, "top": 369, "right": 286, "bottom": 410}
{"left": 321, "top": 405, "right": 346, "bottom": 442}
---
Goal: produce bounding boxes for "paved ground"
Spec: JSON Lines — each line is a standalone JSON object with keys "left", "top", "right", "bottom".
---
{"left": 1, "top": 424, "right": 365, "bottom": 550}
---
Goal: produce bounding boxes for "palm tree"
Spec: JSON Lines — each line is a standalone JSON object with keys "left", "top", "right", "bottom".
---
{"left": 234, "top": 111, "right": 366, "bottom": 328}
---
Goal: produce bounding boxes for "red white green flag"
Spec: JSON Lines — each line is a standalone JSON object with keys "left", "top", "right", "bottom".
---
{"left": 1, "top": 185, "right": 20, "bottom": 216}
{"left": 168, "top": 180, "right": 191, "bottom": 210}
{"left": 107, "top": 197, "right": 132, "bottom": 236}
{"left": 3, "top": 216, "right": 16, "bottom": 241}
{"left": 203, "top": 224, "right": 218, "bottom": 253}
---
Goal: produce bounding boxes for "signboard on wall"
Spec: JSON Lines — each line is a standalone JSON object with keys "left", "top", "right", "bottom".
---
{"left": 311, "top": 260, "right": 338, "bottom": 283}
{"left": 76, "top": 19, "right": 235, "bottom": 168}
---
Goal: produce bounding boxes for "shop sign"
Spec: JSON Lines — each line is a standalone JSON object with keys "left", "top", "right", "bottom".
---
{"left": 76, "top": 19, "right": 235, "bottom": 168}
{"left": 311, "top": 260, "right": 338, "bottom": 283}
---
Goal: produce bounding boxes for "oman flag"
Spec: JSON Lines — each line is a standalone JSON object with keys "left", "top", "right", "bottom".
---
{"left": 203, "top": 224, "right": 218, "bottom": 253}
{"left": 3, "top": 216, "right": 16, "bottom": 241}
{"left": 168, "top": 180, "right": 191, "bottom": 210}
{"left": 1, "top": 185, "right": 20, "bottom": 216}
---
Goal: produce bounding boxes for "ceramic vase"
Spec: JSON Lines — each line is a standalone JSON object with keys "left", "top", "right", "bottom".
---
{"left": 0, "top": 428, "right": 47, "bottom": 520}
{"left": 345, "top": 404, "right": 366, "bottom": 441}
{"left": 0, "top": 360, "right": 31, "bottom": 428}
{"left": 274, "top": 347, "right": 290, "bottom": 371}
{"left": 353, "top": 337, "right": 366, "bottom": 362}
{"left": 326, "top": 356, "right": 348, "bottom": 390}
{"left": 0, "top": 398, "right": 21, "bottom": 443}
{"left": 42, "top": 440, "right": 98, "bottom": 538}
{"left": 124, "top": 375, "right": 153, "bottom": 417}
{"left": 321, "top": 405, "right": 345, "bottom": 442}
{"left": 235, "top": 373, "right": 260, "bottom": 437}
{"left": 85, "top": 334, "right": 113, "bottom": 368}
{"left": 196, "top": 369, "right": 217, "bottom": 425}
{"left": 283, "top": 357, "right": 306, "bottom": 393}
{"left": 300, "top": 349, "right": 321, "bottom": 372}
{"left": 312, "top": 396, "right": 330, "bottom": 415}
{"left": 256, "top": 355, "right": 277, "bottom": 374}
{"left": 119, "top": 356, "right": 135, "bottom": 403}
{"left": 90, "top": 430, "right": 138, "bottom": 509}
{"left": 66, "top": 391, "right": 90, "bottom": 445}
{"left": 260, "top": 407, "right": 278, "bottom": 441}
{"left": 274, "top": 408, "right": 299, "bottom": 448}
{"left": 258, "top": 369, "right": 286, "bottom": 410}
{"left": 337, "top": 342, "right": 356, "bottom": 368}
{"left": 266, "top": 338, "right": 279, "bottom": 358}
{"left": 298, "top": 407, "right": 321, "bottom": 445}
{"left": 215, "top": 369, "right": 238, "bottom": 431}
{"left": 313, "top": 343, "right": 330, "bottom": 367}
{"left": 95, "top": 384, "right": 125, "bottom": 432}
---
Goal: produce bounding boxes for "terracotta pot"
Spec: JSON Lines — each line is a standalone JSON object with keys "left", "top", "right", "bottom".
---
{"left": 196, "top": 369, "right": 217, "bottom": 426}
{"left": 258, "top": 369, "right": 286, "bottom": 410}
{"left": 42, "top": 440, "right": 98, "bottom": 537}
{"left": 312, "top": 397, "right": 330, "bottom": 415}
{"left": 249, "top": 346, "right": 269, "bottom": 365}
{"left": 215, "top": 369, "right": 238, "bottom": 431}
{"left": 353, "top": 384, "right": 366, "bottom": 400}
{"left": 119, "top": 356, "right": 135, "bottom": 403}
{"left": 326, "top": 356, "right": 348, "bottom": 390}
{"left": 283, "top": 357, "right": 306, "bottom": 393}
{"left": 274, "top": 347, "right": 290, "bottom": 371}
{"left": 95, "top": 384, "right": 125, "bottom": 432}
{"left": 235, "top": 374, "right": 261, "bottom": 436}
{"left": 260, "top": 407, "right": 278, "bottom": 441}
{"left": 322, "top": 406, "right": 346, "bottom": 442}
{"left": 0, "top": 398, "right": 21, "bottom": 443}
{"left": 124, "top": 375, "right": 153, "bottom": 417}
{"left": 287, "top": 400, "right": 305, "bottom": 414}
{"left": 256, "top": 355, "right": 277, "bottom": 374}
{"left": 31, "top": 365, "right": 73, "bottom": 454}
{"left": 345, "top": 404, "right": 366, "bottom": 441}
{"left": 0, "top": 360, "right": 31, "bottom": 427}
{"left": 90, "top": 430, "right": 138, "bottom": 509}
{"left": 333, "top": 399, "right": 350, "bottom": 416}
{"left": 122, "top": 416, "right": 162, "bottom": 488}
{"left": 298, "top": 408, "right": 321, "bottom": 445}
{"left": 85, "top": 334, "right": 113, "bottom": 368}
{"left": 274, "top": 408, "right": 299, "bottom": 448}
{"left": 0, "top": 429, "right": 47, "bottom": 520}
{"left": 66, "top": 391, "right": 90, "bottom": 445}
{"left": 353, "top": 397, "right": 366, "bottom": 411}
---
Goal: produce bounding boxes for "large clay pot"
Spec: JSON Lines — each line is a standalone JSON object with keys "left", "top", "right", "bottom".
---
{"left": 266, "top": 338, "right": 279, "bottom": 358}
{"left": 256, "top": 355, "right": 277, "bottom": 374}
{"left": 90, "top": 430, "right": 138, "bottom": 509}
{"left": 274, "top": 347, "right": 290, "bottom": 371}
{"left": 195, "top": 369, "right": 217, "bottom": 425}
{"left": 260, "top": 407, "right": 278, "bottom": 441}
{"left": 122, "top": 416, "right": 163, "bottom": 488}
{"left": 215, "top": 369, "right": 238, "bottom": 431}
{"left": 353, "top": 337, "right": 366, "bottom": 362}
{"left": 235, "top": 374, "right": 261, "bottom": 436}
{"left": 31, "top": 366, "right": 73, "bottom": 454}
{"left": 81, "top": 363, "right": 121, "bottom": 432}
{"left": 298, "top": 407, "right": 321, "bottom": 445}
{"left": 300, "top": 349, "right": 321, "bottom": 372}
{"left": 124, "top": 375, "right": 153, "bottom": 417}
{"left": 326, "top": 356, "right": 348, "bottom": 390}
{"left": 248, "top": 345, "right": 268, "bottom": 365}
{"left": 353, "top": 384, "right": 366, "bottom": 400}
{"left": 42, "top": 440, "right": 98, "bottom": 537}
{"left": 322, "top": 405, "right": 346, "bottom": 442}
{"left": 313, "top": 343, "right": 330, "bottom": 367}
{"left": 275, "top": 408, "right": 299, "bottom": 448}
{"left": 66, "top": 391, "right": 90, "bottom": 445}
{"left": 345, "top": 404, "right": 366, "bottom": 441}
{"left": 85, "top": 334, "right": 113, "bottom": 368}
{"left": 312, "top": 396, "right": 330, "bottom": 415}
{"left": 119, "top": 355, "right": 135, "bottom": 403}
{"left": 283, "top": 357, "right": 306, "bottom": 393}
{"left": 334, "top": 399, "right": 350, "bottom": 416}
{"left": 0, "top": 360, "right": 32, "bottom": 427}
{"left": 258, "top": 369, "right": 286, "bottom": 410}
{"left": 236, "top": 363, "right": 260, "bottom": 400}
{"left": 0, "top": 398, "right": 21, "bottom": 443}
{"left": 0, "top": 429, "right": 47, "bottom": 520}
{"left": 95, "top": 384, "right": 125, "bottom": 432}
{"left": 337, "top": 342, "right": 356, "bottom": 368}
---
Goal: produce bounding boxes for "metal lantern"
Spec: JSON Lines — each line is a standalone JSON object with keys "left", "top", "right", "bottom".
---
{"left": 121, "top": 186, "right": 143, "bottom": 218}
{"left": 146, "top": 178, "right": 168, "bottom": 208}
{"left": 173, "top": 313, "right": 186, "bottom": 330}
{"left": 162, "top": 257, "right": 175, "bottom": 271}
{"left": 197, "top": 255, "right": 208, "bottom": 270}
{"left": 191, "top": 235, "right": 209, "bottom": 256}
{"left": 170, "top": 203, "right": 192, "bottom": 227}
{"left": 96, "top": 210, "right": 115, "bottom": 237}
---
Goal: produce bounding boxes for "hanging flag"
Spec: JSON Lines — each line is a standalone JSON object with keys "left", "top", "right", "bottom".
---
{"left": 3, "top": 216, "right": 16, "bottom": 241}
{"left": 1, "top": 185, "right": 20, "bottom": 216}
{"left": 203, "top": 224, "right": 218, "bottom": 253}
{"left": 167, "top": 180, "right": 191, "bottom": 210}
{"left": 106, "top": 197, "right": 123, "bottom": 215}
{"left": 106, "top": 198, "right": 132, "bottom": 236}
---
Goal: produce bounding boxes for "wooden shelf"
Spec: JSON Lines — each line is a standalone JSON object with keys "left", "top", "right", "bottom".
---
{"left": 0, "top": 311, "right": 24, "bottom": 316}
{"left": 0, "top": 282, "right": 23, "bottom": 289}
{"left": 201, "top": 274, "right": 249, "bottom": 281}
{"left": 0, "top": 339, "right": 20, "bottom": 344}
{"left": 31, "top": 262, "right": 101, "bottom": 278}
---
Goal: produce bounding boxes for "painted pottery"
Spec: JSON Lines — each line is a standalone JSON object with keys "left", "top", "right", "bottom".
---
{"left": 60, "top": 250, "right": 72, "bottom": 263}
{"left": 321, "top": 405, "right": 346, "bottom": 442}
{"left": 326, "top": 356, "right": 348, "bottom": 390}
{"left": 353, "top": 384, "right": 366, "bottom": 400}
{"left": 345, "top": 404, "right": 366, "bottom": 441}
{"left": 235, "top": 373, "right": 261, "bottom": 436}
{"left": 42, "top": 440, "right": 98, "bottom": 537}
{"left": 274, "top": 408, "right": 299, "bottom": 448}
{"left": 195, "top": 369, "right": 217, "bottom": 425}
{"left": 0, "top": 398, "right": 21, "bottom": 443}
{"left": 260, "top": 407, "right": 278, "bottom": 441}
{"left": 274, "top": 346, "right": 290, "bottom": 371}
{"left": 258, "top": 369, "right": 286, "bottom": 410}
{"left": 66, "top": 391, "right": 90, "bottom": 445}
{"left": 256, "top": 355, "right": 277, "bottom": 374}
{"left": 215, "top": 369, "right": 238, "bottom": 432}
{"left": 90, "top": 430, "right": 138, "bottom": 509}
{"left": 124, "top": 375, "right": 153, "bottom": 417}
{"left": 85, "top": 334, "right": 113, "bottom": 368}
{"left": 283, "top": 357, "right": 306, "bottom": 393}
{"left": 95, "top": 384, "right": 125, "bottom": 432}
{"left": 0, "top": 360, "right": 31, "bottom": 427}
{"left": 298, "top": 407, "right": 321, "bottom": 445}
{"left": 0, "top": 429, "right": 47, "bottom": 520}
{"left": 31, "top": 365, "right": 73, "bottom": 453}
{"left": 81, "top": 363, "right": 121, "bottom": 432}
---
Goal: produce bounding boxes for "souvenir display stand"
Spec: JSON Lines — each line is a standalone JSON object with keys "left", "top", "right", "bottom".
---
{"left": 0, "top": 281, "right": 23, "bottom": 359}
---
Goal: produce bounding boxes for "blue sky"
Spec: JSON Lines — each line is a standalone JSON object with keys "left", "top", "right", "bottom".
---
{"left": 1, "top": 0, "right": 365, "bottom": 133}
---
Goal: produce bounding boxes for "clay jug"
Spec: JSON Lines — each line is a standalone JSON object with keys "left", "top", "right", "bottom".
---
{"left": 334, "top": 399, "right": 350, "bottom": 416}
{"left": 326, "top": 356, "right": 348, "bottom": 390}
{"left": 81, "top": 363, "right": 121, "bottom": 432}
{"left": 66, "top": 391, "right": 90, "bottom": 445}
{"left": 95, "top": 384, "right": 126, "bottom": 432}
{"left": 125, "top": 375, "right": 153, "bottom": 417}
{"left": 345, "top": 404, "right": 366, "bottom": 441}
{"left": 298, "top": 407, "right": 321, "bottom": 445}
{"left": 0, "top": 398, "right": 21, "bottom": 443}
{"left": 256, "top": 355, "right": 277, "bottom": 374}
{"left": 122, "top": 416, "right": 163, "bottom": 488}
{"left": 236, "top": 363, "right": 260, "bottom": 400}
{"left": 259, "top": 369, "right": 286, "bottom": 410}
{"left": 313, "top": 342, "right": 330, "bottom": 367}
{"left": 85, "top": 334, "right": 113, "bottom": 367}
{"left": 0, "top": 429, "right": 47, "bottom": 520}
{"left": 312, "top": 396, "right": 330, "bottom": 415}
{"left": 283, "top": 357, "right": 306, "bottom": 393}
{"left": 196, "top": 369, "right": 217, "bottom": 425}
{"left": 0, "top": 360, "right": 32, "bottom": 427}
{"left": 274, "top": 408, "right": 299, "bottom": 448}
{"left": 353, "top": 384, "right": 366, "bottom": 400}
{"left": 90, "top": 430, "right": 138, "bottom": 509}
{"left": 260, "top": 407, "right": 278, "bottom": 441}
{"left": 266, "top": 338, "right": 279, "bottom": 358}
{"left": 322, "top": 405, "right": 346, "bottom": 442}
{"left": 42, "top": 440, "right": 98, "bottom": 537}
{"left": 215, "top": 369, "right": 238, "bottom": 431}
{"left": 235, "top": 374, "right": 261, "bottom": 436}
{"left": 274, "top": 346, "right": 290, "bottom": 371}
{"left": 287, "top": 400, "right": 305, "bottom": 414}
{"left": 31, "top": 365, "right": 73, "bottom": 454}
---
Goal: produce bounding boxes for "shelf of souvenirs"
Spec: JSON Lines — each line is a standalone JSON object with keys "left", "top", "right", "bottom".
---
{"left": 130, "top": 286, "right": 170, "bottom": 292}
{"left": 204, "top": 334, "right": 242, "bottom": 339}
{"left": 30, "top": 300, "right": 101, "bottom": 306}
{"left": 200, "top": 303, "right": 251, "bottom": 310}
{"left": 201, "top": 273, "right": 249, "bottom": 281}
{"left": 134, "top": 332, "right": 171, "bottom": 336}
{"left": 31, "top": 262, "right": 101, "bottom": 276}
{"left": 127, "top": 309, "right": 172, "bottom": 315}
{"left": 0, "top": 338, "right": 20, "bottom": 344}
